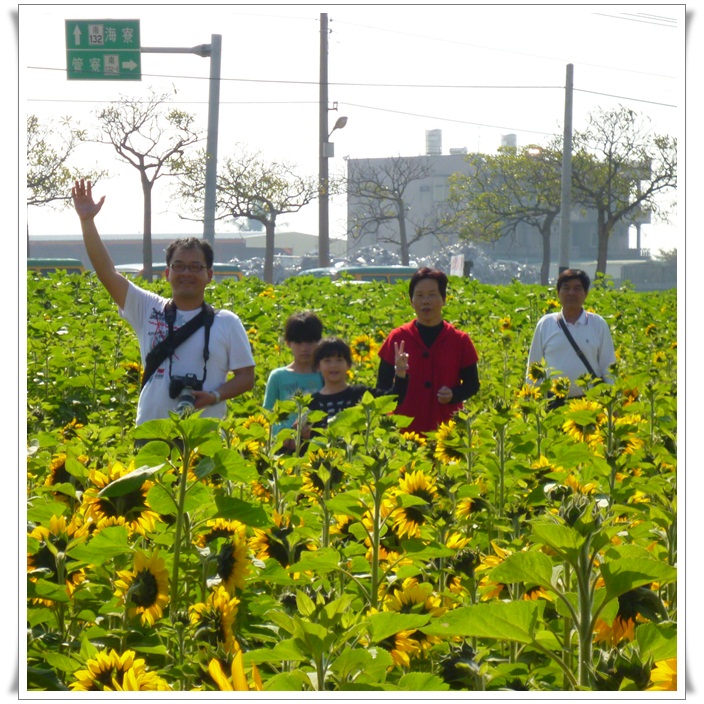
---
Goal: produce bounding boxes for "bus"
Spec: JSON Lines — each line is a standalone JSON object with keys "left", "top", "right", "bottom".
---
{"left": 27, "top": 258, "right": 85, "bottom": 275}
{"left": 115, "top": 262, "right": 245, "bottom": 282}
{"left": 297, "top": 265, "right": 417, "bottom": 283}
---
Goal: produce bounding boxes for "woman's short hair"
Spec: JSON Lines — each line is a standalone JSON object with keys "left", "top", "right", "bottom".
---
{"left": 285, "top": 311, "right": 324, "bottom": 343}
{"left": 556, "top": 269, "right": 590, "bottom": 293}
{"left": 314, "top": 337, "right": 352, "bottom": 367}
{"left": 409, "top": 267, "right": 448, "bottom": 300}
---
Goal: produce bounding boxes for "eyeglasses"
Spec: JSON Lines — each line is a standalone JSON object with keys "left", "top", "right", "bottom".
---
{"left": 169, "top": 263, "right": 207, "bottom": 273}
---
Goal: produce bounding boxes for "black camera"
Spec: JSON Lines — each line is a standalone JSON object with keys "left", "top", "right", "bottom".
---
{"left": 169, "top": 373, "right": 203, "bottom": 414}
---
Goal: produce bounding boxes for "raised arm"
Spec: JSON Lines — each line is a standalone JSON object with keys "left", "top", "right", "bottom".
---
{"left": 72, "top": 179, "right": 129, "bottom": 309}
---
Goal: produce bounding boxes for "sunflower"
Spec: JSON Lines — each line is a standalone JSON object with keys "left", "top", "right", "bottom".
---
{"left": 241, "top": 413, "right": 271, "bottom": 435}
{"left": 69, "top": 649, "right": 171, "bottom": 691}
{"left": 59, "top": 418, "right": 84, "bottom": 440}
{"left": 474, "top": 542, "right": 512, "bottom": 601}
{"left": 216, "top": 526, "right": 251, "bottom": 595}
{"left": 301, "top": 448, "right": 344, "bottom": 496}
{"left": 81, "top": 461, "right": 161, "bottom": 536}
{"left": 647, "top": 658, "right": 677, "bottom": 691}
{"left": 207, "top": 647, "right": 263, "bottom": 691}
{"left": 544, "top": 299, "right": 560, "bottom": 312}
{"left": 400, "top": 431, "right": 427, "bottom": 447}
{"left": 652, "top": 350, "right": 667, "bottom": 365}
{"left": 194, "top": 518, "right": 247, "bottom": 550}
{"left": 550, "top": 376, "right": 571, "bottom": 400}
{"left": 433, "top": 420, "right": 466, "bottom": 464}
{"left": 527, "top": 361, "right": 547, "bottom": 383}
{"left": 250, "top": 511, "right": 306, "bottom": 567}
{"left": 613, "top": 413, "right": 646, "bottom": 455}
{"left": 44, "top": 453, "right": 88, "bottom": 494}
{"left": 455, "top": 497, "right": 473, "bottom": 520}
{"left": 382, "top": 580, "right": 447, "bottom": 655}
{"left": 190, "top": 586, "right": 240, "bottom": 653}
{"left": 350, "top": 334, "right": 379, "bottom": 365}
{"left": 562, "top": 398, "right": 605, "bottom": 446}
{"left": 28, "top": 514, "right": 88, "bottom": 605}
{"left": 644, "top": 323, "right": 656, "bottom": 337}
{"left": 378, "top": 630, "right": 422, "bottom": 668}
{"left": 122, "top": 360, "right": 142, "bottom": 385}
{"left": 389, "top": 469, "right": 438, "bottom": 539}
{"left": 114, "top": 550, "right": 170, "bottom": 627}
{"left": 498, "top": 316, "right": 512, "bottom": 331}
{"left": 516, "top": 384, "right": 541, "bottom": 403}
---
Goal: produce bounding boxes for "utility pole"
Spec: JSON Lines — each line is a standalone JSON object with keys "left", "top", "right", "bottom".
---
{"left": 558, "top": 63, "right": 573, "bottom": 273}
{"left": 318, "top": 13, "right": 330, "bottom": 268}
{"left": 142, "top": 35, "right": 221, "bottom": 252}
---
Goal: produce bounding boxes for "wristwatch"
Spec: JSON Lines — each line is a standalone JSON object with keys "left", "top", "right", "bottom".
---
{"left": 211, "top": 390, "right": 221, "bottom": 404}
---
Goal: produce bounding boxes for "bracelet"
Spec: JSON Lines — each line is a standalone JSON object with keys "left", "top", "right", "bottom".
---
{"left": 211, "top": 390, "right": 221, "bottom": 405}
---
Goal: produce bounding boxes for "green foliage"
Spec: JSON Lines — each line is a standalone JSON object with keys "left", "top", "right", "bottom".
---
{"left": 26, "top": 271, "right": 678, "bottom": 692}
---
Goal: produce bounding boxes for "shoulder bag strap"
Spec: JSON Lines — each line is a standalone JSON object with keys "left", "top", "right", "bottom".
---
{"left": 140, "top": 302, "right": 215, "bottom": 389}
{"left": 557, "top": 315, "right": 598, "bottom": 378}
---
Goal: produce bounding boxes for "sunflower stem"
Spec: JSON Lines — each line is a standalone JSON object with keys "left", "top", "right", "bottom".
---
{"left": 170, "top": 429, "right": 191, "bottom": 627}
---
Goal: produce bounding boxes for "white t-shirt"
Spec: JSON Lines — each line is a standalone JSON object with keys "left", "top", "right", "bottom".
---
{"left": 120, "top": 281, "right": 255, "bottom": 424}
{"left": 526, "top": 309, "right": 616, "bottom": 396}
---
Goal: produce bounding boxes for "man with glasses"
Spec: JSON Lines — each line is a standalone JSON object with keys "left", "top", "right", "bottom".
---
{"left": 71, "top": 179, "right": 255, "bottom": 425}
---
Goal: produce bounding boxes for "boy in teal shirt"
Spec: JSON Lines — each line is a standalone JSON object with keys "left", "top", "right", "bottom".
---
{"left": 263, "top": 312, "right": 324, "bottom": 429}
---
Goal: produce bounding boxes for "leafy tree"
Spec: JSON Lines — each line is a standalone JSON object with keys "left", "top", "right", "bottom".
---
{"left": 571, "top": 105, "right": 677, "bottom": 278}
{"left": 173, "top": 147, "right": 318, "bottom": 283}
{"left": 448, "top": 145, "right": 563, "bottom": 284}
{"left": 653, "top": 247, "right": 677, "bottom": 265}
{"left": 88, "top": 88, "right": 202, "bottom": 279}
{"left": 26, "top": 114, "right": 108, "bottom": 216}
{"left": 347, "top": 156, "right": 459, "bottom": 266}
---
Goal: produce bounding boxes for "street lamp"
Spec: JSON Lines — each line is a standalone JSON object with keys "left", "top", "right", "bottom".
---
{"left": 319, "top": 113, "right": 347, "bottom": 266}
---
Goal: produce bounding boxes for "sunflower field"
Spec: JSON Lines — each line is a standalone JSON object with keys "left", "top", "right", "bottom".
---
{"left": 25, "top": 271, "right": 678, "bottom": 692}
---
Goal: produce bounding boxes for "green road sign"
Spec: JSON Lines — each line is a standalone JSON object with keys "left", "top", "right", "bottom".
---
{"left": 65, "top": 19, "right": 141, "bottom": 80}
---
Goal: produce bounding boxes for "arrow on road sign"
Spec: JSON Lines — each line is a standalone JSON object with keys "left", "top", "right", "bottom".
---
{"left": 72, "top": 25, "right": 81, "bottom": 46}
{"left": 122, "top": 60, "right": 138, "bottom": 71}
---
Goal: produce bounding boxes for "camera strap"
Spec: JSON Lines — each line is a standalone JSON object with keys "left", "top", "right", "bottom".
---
{"left": 141, "top": 301, "right": 215, "bottom": 389}
{"left": 557, "top": 314, "right": 598, "bottom": 378}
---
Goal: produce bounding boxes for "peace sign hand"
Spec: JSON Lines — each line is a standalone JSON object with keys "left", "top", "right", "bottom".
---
{"left": 394, "top": 340, "right": 409, "bottom": 377}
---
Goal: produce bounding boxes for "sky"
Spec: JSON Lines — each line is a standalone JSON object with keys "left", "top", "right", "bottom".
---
{"left": 17, "top": 3, "right": 686, "bottom": 258}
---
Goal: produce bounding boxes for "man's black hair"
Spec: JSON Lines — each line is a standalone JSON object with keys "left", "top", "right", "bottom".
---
{"left": 409, "top": 267, "right": 448, "bottom": 300}
{"left": 165, "top": 237, "right": 214, "bottom": 269}
{"left": 556, "top": 269, "right": 590, "bottom": 293}
{"left": 314, "top": 337, "right": 353, "bottom": 368}
{"left": 285, "top": 311, "right": 324, "bottom": 343}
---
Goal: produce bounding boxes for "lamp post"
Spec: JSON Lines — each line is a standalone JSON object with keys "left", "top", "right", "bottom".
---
{"left": 319, "top": 106, "right": 347, "bottom": 267}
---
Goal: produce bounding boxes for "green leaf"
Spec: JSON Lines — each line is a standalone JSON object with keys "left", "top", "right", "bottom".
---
{"left": 42, "top": 652, "right": 82, "bottom": 674}
{"left": 398, "top": 672, "right": 450, "bottom": 691}
{"left": 66, "top": 526, "right": 130, "bottom": 564}
{"left": 489, "top": 550, "right": 555, "bottom": 589}
{"left": 636, "top": 621, "right": 677, "bottom": 662}
{"left": 214, "top": 495, "right": 270, "bottom": 527}
{"left": 530, "top": 522, "right": 585, "bottom": 562}
{"left": 97, "top": 464, "right": 164, "bottom": 498}
{"left": 367, "top": 612, "right": 431, "bottom": 643}
{"left": 246, "top": 639, "right": 307, "bottom": 664}
{"left": 33, "top": 578, "right": 70, "bottom": 603}
{"left": 600, "top": 557, "right": 677, "bottom": 603}
{"left": 291, "top": 547, "right": 340, "bottom": 575}
{"left": 146, "top": 484, "right": 177, "bottom": 515}
{"left": 420, "top": 600, "right": 545, "bottom": 644}
{"left": 296, "top": 589, "right": 316, "bottom": 617}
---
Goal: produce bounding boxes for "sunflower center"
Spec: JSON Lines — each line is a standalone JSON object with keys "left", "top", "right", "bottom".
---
{"left": 129, "top": 568, "right": 158, "bottom": 607}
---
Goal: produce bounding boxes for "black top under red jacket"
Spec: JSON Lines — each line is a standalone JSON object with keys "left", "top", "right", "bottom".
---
{"left": 377, "top": 320, "right": 479, "bottom": 434}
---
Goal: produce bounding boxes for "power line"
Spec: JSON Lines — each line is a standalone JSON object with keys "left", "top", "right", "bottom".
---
{"left": 339, "top": 102, "right": 554, "bottom": 136}
{"left": 26, "top": 65, "right": 675, "bottom": 109}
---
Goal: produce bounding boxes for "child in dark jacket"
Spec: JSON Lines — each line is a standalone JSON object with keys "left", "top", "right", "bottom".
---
{"left": 302, "top": 337, "right": 409, "bottom": 435}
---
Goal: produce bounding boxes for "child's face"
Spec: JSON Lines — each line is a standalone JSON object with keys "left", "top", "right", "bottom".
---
{"left": 287, "top": 340, "right": 319, "bottom": 366}
{"left": 318, "top": 354, "right": 350, "bottom": 383}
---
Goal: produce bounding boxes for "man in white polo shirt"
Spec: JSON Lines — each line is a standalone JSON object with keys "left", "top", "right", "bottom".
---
{"left": 526, "top": 268, "right": 616, "bottom": 408}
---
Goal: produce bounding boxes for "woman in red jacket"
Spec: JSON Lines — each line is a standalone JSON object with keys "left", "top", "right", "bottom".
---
{"left": 376, "top": 267, "right": 480, "bottom": 434}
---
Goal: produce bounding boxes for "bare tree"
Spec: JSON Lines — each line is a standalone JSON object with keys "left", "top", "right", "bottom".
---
{"left": 347, "top": 156, "right": 458, "bottom": 265}
{"left": 571, "top": 106, "right": 677, "bottom": 278}
{"left": 88, "top": 88, "right": 202, "bottom": 279}
{"left": 173, "top": 147, "right": 318, "bottom": 283}
{"left": 448, "top": 144, "right": 563, "bottom": 284}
